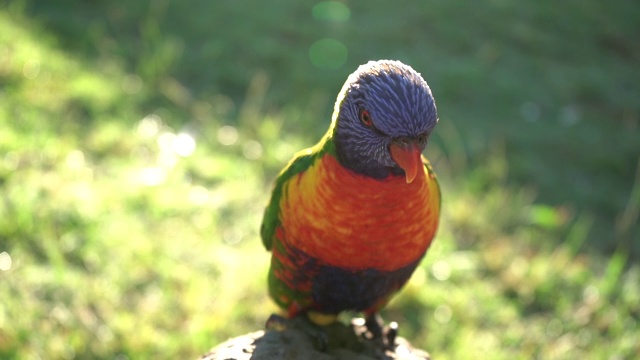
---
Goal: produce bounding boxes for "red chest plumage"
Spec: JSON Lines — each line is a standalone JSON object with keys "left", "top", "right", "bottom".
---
{"left": 278, "top": 154, "right": 440, "bottom": 271}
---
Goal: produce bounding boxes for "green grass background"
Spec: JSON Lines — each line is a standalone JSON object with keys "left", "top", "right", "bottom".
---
{"left": 1, "top": 0, "right": 639, "bottom": 358}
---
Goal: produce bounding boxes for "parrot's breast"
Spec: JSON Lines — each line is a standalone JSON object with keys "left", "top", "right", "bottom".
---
{"left": 278, "top": 153, "right": 440, "bottom": 272}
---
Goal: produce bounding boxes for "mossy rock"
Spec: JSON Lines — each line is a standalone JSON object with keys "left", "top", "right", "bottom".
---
{"left": 200, "top": 317, "right": 430, "bottom": 360}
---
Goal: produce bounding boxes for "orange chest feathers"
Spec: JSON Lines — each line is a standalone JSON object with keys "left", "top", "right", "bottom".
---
{"left": 278, "top": 154, "right": 440, "bottom": 271}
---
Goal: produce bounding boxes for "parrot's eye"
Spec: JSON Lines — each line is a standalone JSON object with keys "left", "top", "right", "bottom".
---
{"left": 359, "top": 108, "right": 373, "bottom": 127}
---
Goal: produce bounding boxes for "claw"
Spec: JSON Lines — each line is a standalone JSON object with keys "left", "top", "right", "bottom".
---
{"left": 364, "top": 314, "right": 398, "bottom": 350}
{"left": 365, "top": 313, "right": 384, "bottom": 340}
{"left": 386, "top": 321, "right": 398, "bottom": 348}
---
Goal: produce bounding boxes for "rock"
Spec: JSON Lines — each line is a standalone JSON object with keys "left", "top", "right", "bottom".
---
{"left": 199, "top": 317, "right": 430, "bottom": 360}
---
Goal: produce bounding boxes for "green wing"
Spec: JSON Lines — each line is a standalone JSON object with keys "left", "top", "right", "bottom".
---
{"left": 260, "top": 148, "right": 317, "bottom": 251}
{"left": 422, "top": 156, "right": 442, "bottom": 209}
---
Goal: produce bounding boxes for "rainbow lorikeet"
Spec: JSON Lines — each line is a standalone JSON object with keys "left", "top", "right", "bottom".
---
{"left": 261, "top": 60, "right": 440, "bottom": 340}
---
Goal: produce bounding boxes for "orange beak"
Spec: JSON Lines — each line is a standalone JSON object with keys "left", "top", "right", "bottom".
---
{"left": 389, "top": 142, "right": 423, "bottom": 184}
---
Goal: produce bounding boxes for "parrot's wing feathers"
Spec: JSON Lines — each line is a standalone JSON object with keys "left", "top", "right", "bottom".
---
{"left": 422, "top": 155, "right": 441, "bottom": 207}
{"left": 261, "top": 148, "right": 317, "bottom": 251}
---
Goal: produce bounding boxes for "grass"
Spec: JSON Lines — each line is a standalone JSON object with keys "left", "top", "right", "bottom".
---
{"left": 1, "top": 0, "right": 639, "bottom": 359}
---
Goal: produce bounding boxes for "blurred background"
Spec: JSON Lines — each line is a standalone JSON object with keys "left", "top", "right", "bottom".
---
{"left": 0, "top": 0, "right": 638, "bottom": 358}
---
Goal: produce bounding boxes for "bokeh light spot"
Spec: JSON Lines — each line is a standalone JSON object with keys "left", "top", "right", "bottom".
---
{"left": 137, "top": 114, "right": 162, "bottom": 138}
{"left": 174, "top": 132, "right": 196, "bottom": 157}
{"left": 65, "top": 150, "right": 85, "bottom": 170}
{"left": 217, "top": 125, "right": 239, "bottom": 146}
{"left": 546, "top": 318, "right": 564, "bottom": 338}
{"left": 0, "top": 252, "right": 12, "bottom": 271}
{"left": 577, "top": 328, "right": 593, "bottom": 347}
{"left": 122, "top": 74, "right": 143, "bottom": 94}
{"left": 138, "top": 167, "right": 167, "bottom": 186}
{"left": 583, "top": 285, "right": 600, "bottom": 304}
{"left": 188, "top": 185, "right": 209, "bottom": 206}
{"left": 434, "top": 304, "right": 452, "bottom": 324}
{"left": 309, "top": 38, "right": 347, "bottom": 69}
{"left": 243, "top": 140, "right": 263, "bottom": 160}
{"left": 223, "top": 228, "right": 243, "bottom": 245}
{"left": 432, "top": 260, "right": 451, "bottom": 281}
{"left": 312, "top": 1, "right": 351, "bottom": 22}
{"left": 158, "top": 132, "right": 177, "bottom": 153}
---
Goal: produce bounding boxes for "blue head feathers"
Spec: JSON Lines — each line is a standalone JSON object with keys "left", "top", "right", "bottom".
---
{"left": 331, "top": 60, "right": 438, "bottom": 179}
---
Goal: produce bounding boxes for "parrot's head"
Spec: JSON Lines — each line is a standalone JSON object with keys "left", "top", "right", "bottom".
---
{"left": 331, "top": 60, "right": 438, "bottom": 183}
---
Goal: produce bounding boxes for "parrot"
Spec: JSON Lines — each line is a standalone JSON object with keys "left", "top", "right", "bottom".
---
{"left": 261, "top": 60, "right": 441, "bottom": 345}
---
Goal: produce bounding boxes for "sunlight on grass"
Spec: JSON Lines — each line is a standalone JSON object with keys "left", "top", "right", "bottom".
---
{"left": 0, "top": 2, "right": 638, "bottom": 359}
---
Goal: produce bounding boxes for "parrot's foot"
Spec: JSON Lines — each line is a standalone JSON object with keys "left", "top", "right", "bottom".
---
{"left": 264, "top": 313, "right": 330, "bottom": 351}
{"left": 359, "top": 313, "right": 398, "bottom": 350}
